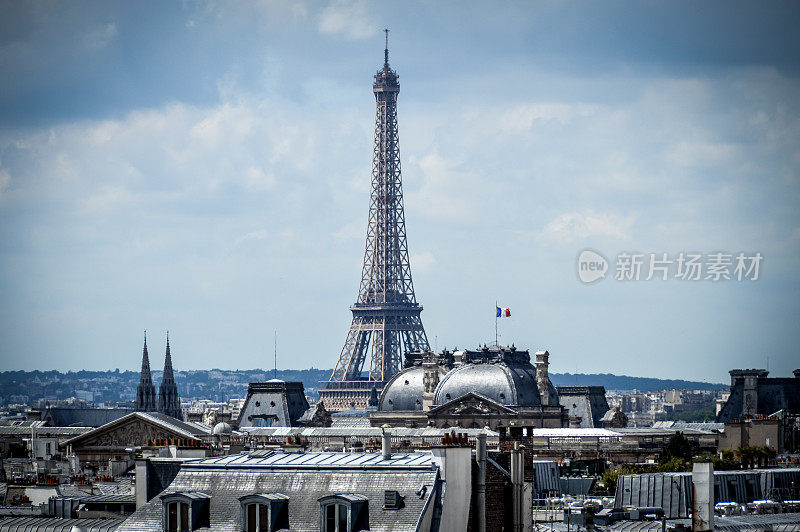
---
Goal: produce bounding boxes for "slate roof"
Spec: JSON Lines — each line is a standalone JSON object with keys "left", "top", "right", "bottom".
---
{"left": 0, "top": 426, "right": 91, "bottom": 437}
{"left": 42, "top": 407, "right": 133, "bottom": 428}
{"left": 117, "top": 451, "right": 439, "bottom": 532}
{"left": 80, "top": 494, "right": 136, "bottom": 505}
{"left": 557, "top": 386, "right": 610, "bottom": 428}
{"left": 0, "top": 517, "right": 123, "bottom": 531}
{"left": 530, "top": 428, "right": 622, "bottom": 438}
{"left": 649, "top": 421, "right": 725, "bottom": 432}
{"left": 240, "top": 426, "right": 497, "bottom": 440}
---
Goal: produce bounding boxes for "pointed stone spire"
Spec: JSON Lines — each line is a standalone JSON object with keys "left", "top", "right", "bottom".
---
{"left": 163, "top": 331, "right": 174, "bottom": 383}
{"left": 135, "top": 331, "right": 156, "bottom": 412}
{"left": 158, "top": 331, "right": 182, "bottom": 419}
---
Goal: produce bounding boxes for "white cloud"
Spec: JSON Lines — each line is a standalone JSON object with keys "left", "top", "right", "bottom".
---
{"left": 499, "top": 102, "right": 600, "bottom": 132}
{"left": 83, "top": 23, "right": 117, "bottom": 51}
{"left": 82, "top": 184, "right": 136, "bottom": 214}
{"left": 410, "top": 251, "right": 437, "bottom": 274}
{"left": 318, "top": 0, "right": 376, "bottom": 40}
{"left": 234, "top": 229, "right": 268, "bottom": 247}
{"left": 406, "top": 153, "right": 483, "bottom": 223}
{"left": 666, "top": 141, "right": 736, "bottom": 168}
{"left": 332, "top": 219, "right": 364, "bottom": 241}
{"left": 0, "top": 168, "right": 10, "bottom": 199}
{"left": 539, "top": 210, "right": 638, "bottom": 243}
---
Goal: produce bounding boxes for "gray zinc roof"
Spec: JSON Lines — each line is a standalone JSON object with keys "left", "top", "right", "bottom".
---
{"left": 117, "top": 451, "right": 439, "bottom": 532}
{"left": 0, "top": 517, "right": 123, "bottom": 531}
{"left": 186, "top": 450, "right": 434, "bottom": 470}
{"left": 240, "top": 426, "right": 497, "bottom": 439}
{"left": 433, "top": 360, "right": 542, "bottom": 407}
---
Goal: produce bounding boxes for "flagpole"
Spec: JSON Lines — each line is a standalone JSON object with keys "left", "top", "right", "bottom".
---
{"left": 495, "top": 300, "right": 498, "bottom": 347}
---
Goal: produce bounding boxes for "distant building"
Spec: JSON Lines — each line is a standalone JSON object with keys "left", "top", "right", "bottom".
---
{"left": 157, "top": 334, "right": 182, "bottom": 420}
{"left": 371, "top": 346, "right": 566, "bottom": 433}
{"left": 557, "top": 386, "right": 610, "bottom": 428}
{"left": 135, "top": 332, "right": 156, "bottom": 413}
{"left": 716, "top": 369, "right": 800, "bottom": 422}
{"left": 124, "top": 448, "right": 473, "bottom": 532}
{"left": 62, "top": 411, "right": 212, "bottom": 476}
{"left": 600, "top": 406, "right": 628, "bottom": 428}
{"left": 237, "top": 380, "right": 310, "bottom": 428}
{"left": 134, "top": 332, "right": 183, "bottom": 421}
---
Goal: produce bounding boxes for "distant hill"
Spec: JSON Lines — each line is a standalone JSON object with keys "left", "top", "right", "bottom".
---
{"left": 0, "top": 367, "right": 726, "bottom": 406}
{"left": 551, "top": 372, "right": 726, "bottom": 392}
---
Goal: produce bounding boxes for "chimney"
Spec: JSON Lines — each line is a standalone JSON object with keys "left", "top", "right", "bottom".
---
{"left": 511, "top": 441, "right": 525, "bottom": 532}
{"left": 692, "top": 462, "right": 714, "bottom": 532}
{"left": 476, "top": 432, "right": 487, "bottom": 532}
{"left": 381, "top": 424, "right": 391, "bottom": 460}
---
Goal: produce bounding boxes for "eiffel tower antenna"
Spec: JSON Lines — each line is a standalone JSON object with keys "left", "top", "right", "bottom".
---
{"left": 319, "top": 34, "right": 430, "bottom": 410}
{"left": 384, "top": 28, "right": 389, "bottom": 68}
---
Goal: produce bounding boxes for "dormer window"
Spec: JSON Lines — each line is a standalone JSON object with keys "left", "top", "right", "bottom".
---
{"left": 239, "top": 493, "right": 289, "bottom": 532}
{"left": 160, "top": 492, "right": 210, "bottom": 532}
{"left": 318, "top": 494, "right": 368, "bottom": 532}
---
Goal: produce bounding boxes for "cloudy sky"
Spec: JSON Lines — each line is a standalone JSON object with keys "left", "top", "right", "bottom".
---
{"left": 1, "top": 1, "right": 798, "bottom": 382}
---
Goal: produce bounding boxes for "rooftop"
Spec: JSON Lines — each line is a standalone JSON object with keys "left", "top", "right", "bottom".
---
{"left": 182, "top": 450, "right": 435, "bottom": 471}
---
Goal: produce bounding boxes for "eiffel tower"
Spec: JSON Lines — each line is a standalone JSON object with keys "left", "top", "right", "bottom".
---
{"left": 319, "top": 31, "right": 430, "bottom": 411}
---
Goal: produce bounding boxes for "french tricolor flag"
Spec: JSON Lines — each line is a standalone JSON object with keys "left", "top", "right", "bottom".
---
{"left": 496, "top": 307, "right": 511, "bottom": 318}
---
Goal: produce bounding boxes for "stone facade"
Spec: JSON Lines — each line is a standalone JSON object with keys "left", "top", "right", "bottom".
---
{"left": 717, "top": 369, "right": 800, "bottom": 422}
{"left": 372, "top": 346, "right": 567, "bottom": 430}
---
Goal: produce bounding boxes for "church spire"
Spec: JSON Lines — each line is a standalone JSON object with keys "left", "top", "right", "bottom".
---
{"left": 163, "top": 331, "right": 174, "bottom": 381}
{"left": 158, "top": 331, "right": 182, "bottom": 419}
{"left": 135, "top": 330, "right": 156, "bottom": 412}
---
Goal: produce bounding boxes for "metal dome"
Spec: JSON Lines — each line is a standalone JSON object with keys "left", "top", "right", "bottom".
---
{"left": 212, "top": 422, "right": 232, "bottom": 435}
{"left": 433, "top": 359, "right": 542, "bottom": 407}
{"left": 378, "top": 365, "right": 450, "bottom": 411}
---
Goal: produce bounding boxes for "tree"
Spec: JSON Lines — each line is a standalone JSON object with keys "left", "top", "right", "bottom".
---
{"left": 661, "top": 431, "right": 693, "bottom": 463}
{"left": 657, "top": 457, "right": 690, "bottom": 472}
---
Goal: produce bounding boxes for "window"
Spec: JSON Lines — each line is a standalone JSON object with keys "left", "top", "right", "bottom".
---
{"left": 245, "top": 503, "right": 268, "bottom": 532}
{"left": 161, "top": 492, "right": 210, "bottom": 532}
{"left": 319, "top": 494, "right": 368, "bottom": 532}
{"left": 239, "top": 493, "right": 288, "bottom": 532}
{"left": 166, "top": 501, "right": 190, "bottom": 532}
{"left": 325, "top": 503, "right": 348, "bottom": 532}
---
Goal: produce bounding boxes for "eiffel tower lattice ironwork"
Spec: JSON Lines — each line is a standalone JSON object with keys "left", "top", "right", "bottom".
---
{"left": 319, "top": 31, "right": 430, "bottom": 411}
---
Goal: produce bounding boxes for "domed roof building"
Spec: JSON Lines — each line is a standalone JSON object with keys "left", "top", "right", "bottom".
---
{"left": 372, "top": 345, "right": 567, "bottom": 434}
{"left": 379, "top": 351, "right": 452, "bottom": 412}
{"left": 212, "top": 422, "right": 232, "bottom": 435}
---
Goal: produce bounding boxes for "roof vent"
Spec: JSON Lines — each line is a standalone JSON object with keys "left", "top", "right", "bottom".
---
{"left": 384, "top": 490, "right": 404, "bottom": 510}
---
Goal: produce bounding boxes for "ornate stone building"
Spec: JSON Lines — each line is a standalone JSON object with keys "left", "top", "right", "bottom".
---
{"left": 370, "top": 345, "right": 567, "bottom": 434}
{"left": 62, "top": 411, "right": 211, "bottom": 475}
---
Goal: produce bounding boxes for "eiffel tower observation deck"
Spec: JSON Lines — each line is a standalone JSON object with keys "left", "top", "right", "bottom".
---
{"left": 319, "top": 31, "right": 430, "bottom": 411}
